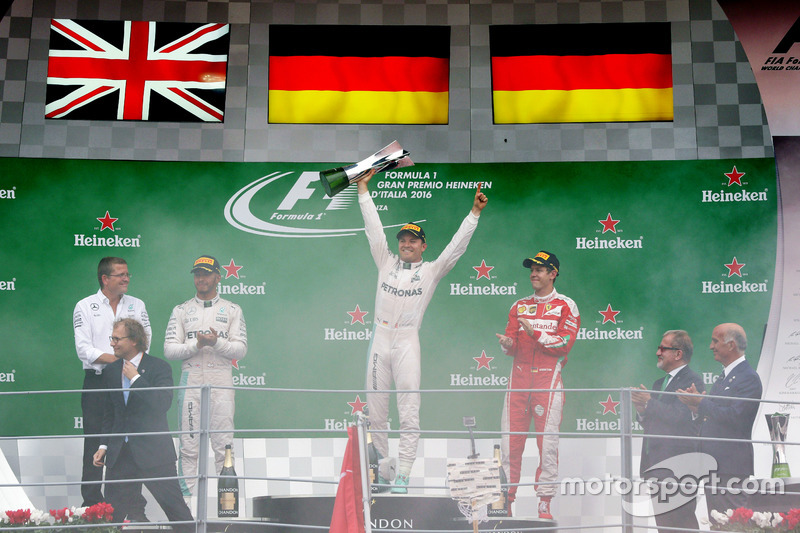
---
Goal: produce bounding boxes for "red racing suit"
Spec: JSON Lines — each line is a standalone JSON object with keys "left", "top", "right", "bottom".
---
{"left": 499, "top": 288, "right": 579, "bottom": 501}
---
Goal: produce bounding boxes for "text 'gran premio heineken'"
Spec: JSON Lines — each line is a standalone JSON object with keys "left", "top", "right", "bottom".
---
{"left": 217, "top": 444, "right": 239, "bottom": 517}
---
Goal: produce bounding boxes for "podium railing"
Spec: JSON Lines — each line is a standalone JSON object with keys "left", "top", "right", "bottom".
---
{"left": 1, "top": 384, "right": 798, "bottom": 533}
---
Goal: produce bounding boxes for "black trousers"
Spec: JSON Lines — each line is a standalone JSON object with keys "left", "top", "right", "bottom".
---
{"left": 653, "top": 496, "right": 699, "bottom": 533}
{"left": 82, "top": 371, "right": 147, "bottom": 514}
{"left": 105, "top": 443, "right": 194, "bottom": 532}
{"left": 647, "top": 469, "right": 699, "bottom": 533}
{"left": 81, "top": 371, "right": 106, "bottom": 507}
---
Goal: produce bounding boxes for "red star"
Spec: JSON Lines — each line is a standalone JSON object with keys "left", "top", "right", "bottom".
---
{"left": 97, "top": 211, "right": 118, "bottom": 231}
{"left": 231, "top": 359, "right": 239, "bottom": 370}
{"left": 599, "top": 213, "right": 620, "bottom": 234}
{"left": 600, "top": 395, "right": 620, "bottom": 415}
{"left": 223, "top": 259, "right": 243, "bottom": 279}
{"left": 473, "top": 350, "right": 494, "bottom": 370}
{"left": 599, "top": 304, "right": 621, "bottom": 324}
{"left": 473, "top": 260, "right": 495, "bottom": 280}
{"left": 725, "top": 166, "right": 745, "bottom": 186}
{"left": 725, "top": 257, "right": 745, "bottom": 277}
{"left": 348, "top": 395, "right": 367, "bottom": 414}
{"left": 347, "top": 304, "right": 368, "bottom": 325}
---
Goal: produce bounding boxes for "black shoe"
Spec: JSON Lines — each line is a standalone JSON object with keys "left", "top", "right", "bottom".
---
{"left": 125, "top": 512, "right": 150, "bottom": 522}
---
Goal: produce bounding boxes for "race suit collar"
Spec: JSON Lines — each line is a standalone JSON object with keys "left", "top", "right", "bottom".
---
{"left": 401, "top": 259, "right": 423, "bottom": 269}
{"left": 532, "top": 288, "right": 558, "bottom": 303}
{"left": 194, "top": 294, "right": 220, "bottom": 307}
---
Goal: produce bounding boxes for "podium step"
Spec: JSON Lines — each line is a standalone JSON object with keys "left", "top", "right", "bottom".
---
{"left": 252, "top": 495, "right": 556, "bottom": 531}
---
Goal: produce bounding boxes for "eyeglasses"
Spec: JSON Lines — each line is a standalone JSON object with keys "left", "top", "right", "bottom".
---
{"left": 107, "top": 273, "right": 132, "bottom": 279}
{"left": 109, "top": 336, "right": 130, "bottom": 343}
{"left": 657, "top": 346, "right": 680, "bottom": 352}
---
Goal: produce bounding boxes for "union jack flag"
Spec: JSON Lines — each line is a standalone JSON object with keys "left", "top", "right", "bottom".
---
{"left": 46, "top": 19, "right": 230, "bottom": 122}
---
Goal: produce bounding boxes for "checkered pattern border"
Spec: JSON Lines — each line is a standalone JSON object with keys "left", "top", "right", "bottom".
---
{"left": 0, "top": 0, "right": 772, "bottom": 163}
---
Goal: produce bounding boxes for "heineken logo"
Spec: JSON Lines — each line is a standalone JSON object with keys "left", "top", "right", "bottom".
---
{"left": 223, "top": 259, "right": 243, "bottom": 279}
{"left": 701, "top": 189, "right": 769, "bottom": 203}
{"left": 217, "top": 282, "right": 265, "bottom": 296}
{"left": 0, "top": 187, "right": 15, "bottom": 199}
{"left": 701, "top": 280, "right": 769, "bottom": 294}
{"left": 216, "top": 259, "right": 266, "bottom": 295}
{"left": 449, "top": 282, "right": 517, "bottom": 296}
{"left": 575, "top": 417, "right": 642, "bottom": 432}
{"left": 231, "top": 372, "right": 266, "bottom": 386}
{"left": 574, "top": 213, "right": 644, "bottom": 250}
{"left": 725, "top": 166, "right": 745, "bottom": 186}
{"left": 701, "top": 166, "right": 769, "bottom": 203}
{"left": 0, "top": 279, "right": 15, "bottom": 291}
{"left": 449, "top": 373, "right": 508, "bottom": 387}
{"left": 599, "top": 213, "right": 620, "bottom": 233}
{"left": 576, "top": 236, "right": 643, "bottom": 249}
{"left": 347, "top": 304, "right": 368, "bottom": 325}
{"left": 472, "top": 260, "right": 494, "bottom": 280}
{"left": 97, "top": 211, "right": 118, "bottom": 231}
{"left": 577, "top": 327, "right": 644, "bottom": 341}
{"left": 579, "top": 305, "right": 645, "bottom": 340}
{"left": 725, "top": 257, "right": 745, "bottom": 277}
{"left": 74, "top": 211, "right": 141, "bottom": 248}
{"left": 700, "top": 257, "right": 769, "bottom": 294}
{"left": 323, "top": 304, "right": 372, "bottom": 341}
{"left": 599, "top": 304, "right": 621, "bottom": 324}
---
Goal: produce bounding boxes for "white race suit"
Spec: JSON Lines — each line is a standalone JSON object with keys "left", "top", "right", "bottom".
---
{"left": 359, "top": 192, "right": 480, "bottom": 473}
{"left": 163, "top": 295, "right": 247, "bottom": 497}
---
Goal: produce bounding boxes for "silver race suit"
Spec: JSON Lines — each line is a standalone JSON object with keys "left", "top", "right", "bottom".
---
{"left": 164, "top": 295, "right": 247, "bottom": 497}
{"left": 359, "top": 191, "right": 479, "bottom": 473}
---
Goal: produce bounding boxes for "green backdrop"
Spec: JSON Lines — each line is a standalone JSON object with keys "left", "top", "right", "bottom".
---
{"left": 0, "top": 157, "right": 777, "bottom": 438}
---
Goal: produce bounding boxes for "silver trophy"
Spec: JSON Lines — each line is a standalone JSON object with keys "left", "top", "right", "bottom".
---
{"left": 766, "top": 413, "right": 791, "bottom": 478}
{"left": 319, "top": 140, "right": 413, "bottom": 197}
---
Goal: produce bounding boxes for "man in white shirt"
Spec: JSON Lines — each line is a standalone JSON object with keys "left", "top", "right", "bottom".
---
{"left": 73, "top": 257, "right": 151, "bottom": 511}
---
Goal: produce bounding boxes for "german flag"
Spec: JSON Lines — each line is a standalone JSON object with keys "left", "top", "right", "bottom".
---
{"left": 268, "top": 25, "right": 450, "bottom": 124}
{"left": 490, "top": 23, "right": 673, "bottom": 124}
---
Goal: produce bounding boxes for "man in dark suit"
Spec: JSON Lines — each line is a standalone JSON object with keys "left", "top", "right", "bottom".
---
{"left": 678, "top": 323, "right": 763, "bottom": 521}
{"left": 93, "top": 318, "right": 194, "bottom": 532}
{"left": 632, "top": 329, "right": 705, "bottom": 533}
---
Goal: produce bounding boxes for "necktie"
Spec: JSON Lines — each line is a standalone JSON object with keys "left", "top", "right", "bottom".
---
{"left": 661, "top": 374, "right": 671, "bottom": 391}
{"left": 123, "top": 373, "right": 131, "bottom": 404}
{"left": 122, "top": 362, "right": 137, "bottom": 404}
{"left": 122, "top": 369, "right": 133, "bottom": 442}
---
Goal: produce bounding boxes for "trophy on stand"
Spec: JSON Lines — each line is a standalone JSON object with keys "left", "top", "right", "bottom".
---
{"left": 766, "top": 413, "right": 791, "bottom": 478}
{"left": 318, "top": 140, "right": 413, "bottom": 197}
{"left": 446, "top": 417, "right": 504, "bottom": 532}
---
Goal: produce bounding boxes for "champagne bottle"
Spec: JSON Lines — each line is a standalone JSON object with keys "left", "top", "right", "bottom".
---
{"left": 488, "top": 444, "right": 509, "bottom": 517}
{"left": 218, "top": 444, "right": 239, "bottom": 517}
{"left": 367, "top": 432, "right": 384, "bottom": 493}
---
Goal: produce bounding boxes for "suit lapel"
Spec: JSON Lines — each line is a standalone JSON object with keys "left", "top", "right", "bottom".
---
{"left": 665, "top": 366, "right": 689, "bottom": 392}
{"left": 711, "top": 370, "right": 727, "bottom": 394}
